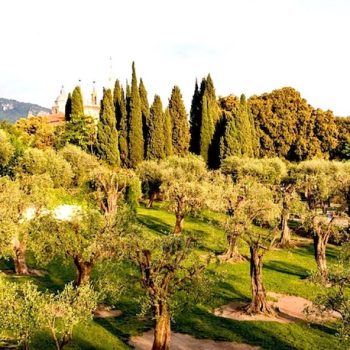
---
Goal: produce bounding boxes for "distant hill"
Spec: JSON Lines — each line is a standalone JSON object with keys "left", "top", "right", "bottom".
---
{"left": 0, "top": 97, "right": 50, "bottom": 123}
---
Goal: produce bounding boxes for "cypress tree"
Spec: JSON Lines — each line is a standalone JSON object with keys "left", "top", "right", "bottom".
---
{"left": 113, "top": 80, "right": 122, "bottom": 123}
{"left": 199, "top": 74, "right": 218, "bottom": 163}
{"left": 168, "top": 86, "right": 189, "bottom": 156}
{"left": 128, "top": 62, "right": 144, "bottom": 167}
{"left": 96, "top": 88, "right": 120, "bottom": 166}
{"left": 64, "top": 93, "right": 72, "bottom": 122}
{"left": 189, "top": 80, "right": 201, "bottom": 154}
{"left": 114, "top": 80, "right": 129, "bottom": 167}
{"left": 139, "top": 79, "right": 150, "bottom": 158}
{"left": 71, "top": 86, "right": 84, "bottom": 119}
{"left": 126, "top": 81, "right": 131, "bottom": 101}
{"left": 236, "top": 94, "right": 255, "bottom": 157}
{"left": 249, "top": 102, "right": 260, "bottom": 157}
{"left": 208, "top": 114, "right": 226, "bottom": 169}
{"left": 220, "top": 113, "right": 241, "bottom": 161}
{"left": 119, "top": 87, "right": 129, "bottom": 166}
{"left": 199, "top": 95, "right": 214, "bottom": 163}
{"left": 164, "top": 107, "right": 172, "bottom": 156}
{"left": 147, "top": 95, "right": 165, "bottom": 160}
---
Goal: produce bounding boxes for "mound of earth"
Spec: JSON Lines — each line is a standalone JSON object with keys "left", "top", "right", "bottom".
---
{"left": 214, "top": 292, "right": 339, "bottom": 323}
{"left": 129, "top": 330, "right": 261, "bottom": 350}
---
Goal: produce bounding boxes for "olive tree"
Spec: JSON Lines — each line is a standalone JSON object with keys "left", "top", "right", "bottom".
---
{"left": 222, "top": 156, "right": 303, "bottom": 247}
{"left": 160, "top": 155, "right": 209, "bottom": 234}
{"left": 137, "top": 160, "right": 165, "bottom": 208}
{"left": 311, "top": 242, "right": 350, "bottom": 344}
{"left": 232, "top": 180, "right": 280, "bottom": 314}
{"left": 59, "top": 144, "right": 100, "bottom": 187}
{"left": 293, "top": 160, "right": 347, "bottom": 281}
{"left": 40, "top": 283, "right": 98, "bottom": 350}
{"left": 206, "top": 171, "right": 246, "bottom": 261}
{"left": 0, "top": 280, "right": 97, "bottom": 350}
{"left": 30, "top": 207, "right": 132, "bottom": 286}
{"left": 18, "top": 148, "right": 73, "bottom": 188}
{"left": 89, "top": 166, "right": 138, "bottom": 216}
{"left": 0, "top": 280, "right": 45, "bottom": 350}
{"left": 128, "top": 234, "right": 210, "bottom": 350}
{"left": 0, "top": 175, "right": 51, "bottom": 275}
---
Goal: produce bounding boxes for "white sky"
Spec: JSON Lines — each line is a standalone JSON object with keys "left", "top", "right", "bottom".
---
{"left": 0, "top": 0, "right": 349, "bottom": 116}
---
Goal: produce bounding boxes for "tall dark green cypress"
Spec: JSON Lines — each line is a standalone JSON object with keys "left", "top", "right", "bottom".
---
{"left": 168, "top": 86, "right": 189, "bottom": 156}
{"left": 189, "top": 80, "right": 201, "bottom": 154}
{"left": 71, "top": 86, "right": 84, "bottom": 119}
{"left": 64, "top": 93, "right": 72, "bottom": 121}
{"left": 128, "top": 62, "right": 144, "bottom": 167}
{"left": 199, "top": 95, "right": 214, "bottom": 163}
{"left": 236, "top": 94, "right": 255, "bottom": 157}
{"left": 208, "top": 114, "right": 226, "bottom": 169}
{"left": 220, "top": 113, "right": 240, "bottom": 161}
{"left": 113, "top": 80, "right": 129, "bottom": 166}
{"left": 139, "top": 79, "right": 150, "bottom": 158}
{"left": 113, "top": 80, "right": 122, "bottom": 122}
{"left": 96, "top": 89, "right": 120, "bottom": 166}
{"left": 199, "top": 74, "right": 218, "bottom": 163}
{"left": 147, "top": 95, "right": 165, "bottom": 160}
{"left": 164, "top": 107, "right": 172, "bottom": 156}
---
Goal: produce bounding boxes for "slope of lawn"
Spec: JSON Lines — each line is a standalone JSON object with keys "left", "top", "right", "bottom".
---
{"left": 0, "top": 203, "right": 343, "bottom": 349}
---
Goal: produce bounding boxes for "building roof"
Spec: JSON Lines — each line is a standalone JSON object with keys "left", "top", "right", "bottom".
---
{"left": 42, "top": 113, "right": 65, "bottom": 125}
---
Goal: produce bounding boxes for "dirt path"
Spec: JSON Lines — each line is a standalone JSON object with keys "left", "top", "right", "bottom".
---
{"left": 129, "top": 330, "right": 261, "bottom": 350}
{"left": 214, "top": 292, "right": 339, "bottom": 323}
{"left": 93, "top": 304, "right": 122, "bottom": 318}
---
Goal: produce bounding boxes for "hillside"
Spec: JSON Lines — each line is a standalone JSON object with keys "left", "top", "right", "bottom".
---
{"left": 0, "top": 97, "right": 50, "bottom": 123}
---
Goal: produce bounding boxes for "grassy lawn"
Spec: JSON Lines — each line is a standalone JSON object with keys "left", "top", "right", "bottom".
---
{"left": 0, "top": 203, "right": 343, "bottom": 349}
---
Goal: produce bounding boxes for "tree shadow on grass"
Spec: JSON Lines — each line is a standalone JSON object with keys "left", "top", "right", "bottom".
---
{"left": 137, "top": 214, "right": 173, "bottom": 235}
{"left": 95, "top": 298, "right": 153, "bottom": 345}
{"left": 293, "top": 244, "right": 338, "bottom": 261}
{"left": 264, "top": 260, "right": 309, "bottom": 279}
{"left": 309, "top": 322, "right": 338, "bottom": 337}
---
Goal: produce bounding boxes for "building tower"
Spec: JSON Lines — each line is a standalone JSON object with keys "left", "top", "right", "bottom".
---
{"left": 91, "top": 81, "right": 97, "bottom": 105}
{"left": 51, "top": 85, "right": 67, "bottom": 114}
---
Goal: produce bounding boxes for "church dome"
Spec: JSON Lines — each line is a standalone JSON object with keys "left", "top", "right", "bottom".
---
{"left": 55, "top": 86, "right": 68, "bottom": 104}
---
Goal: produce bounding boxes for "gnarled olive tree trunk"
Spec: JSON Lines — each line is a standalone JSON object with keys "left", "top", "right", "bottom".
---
{"left": 73, "top": 257, "right": 93, "bottom": 286}
{"left": 278, "top": 211, "right": 291, "bottom": 247}
{"left": 246, "top": 245, "right": 271, "bottom": 314}
{"left": 147, "top": 191, "right": 157, "bottom": 208}
{"left": 152, "top": 303, "right": 171, "bottom": 350}
{"left": 174, "top": 198, "right": 185, "bottom": 235}
{"left": 312, "top": 216, "right": 333, "bottom": 283}
{"left": 13, "top": 236, "right": 29, "bottom": 275}
{"left": 313, "top": 232, "right": 329, "bottom": 282}
{"left": 221, "top": 233, "right": 244, "bottom": 261}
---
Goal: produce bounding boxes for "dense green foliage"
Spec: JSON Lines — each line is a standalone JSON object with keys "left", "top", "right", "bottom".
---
{"left": 249, "top": 87, "right": 339, "bottom": 161}
{"left": 113, "top": 80, "right": 129, "bottom": 167}
{"left": 96, "top": 89, "right": 120, "bottom": 166}
{"left": 168, "top": 86, "right": 189, "bottom": 156}
{"left": 64, "top": 93, "right": 72, "bottom": 122}
{"left": 163, "top": 108, "right": 172, "bottom": 157}
{"left": 139, "top": 79, "right": 150, "bottom": 159}
{"left": 189, "top": 80, "right": 201, "bottom": 154}
{"left": 146, "top": 95, "right": 165, "bottom": 160}
{"left": 71, "top": 86, "right": 84, "bottom": 120}
{"left": 2, "top": 62, "right": 350, "bottom": 350}
{"left": 128, "top": 62, "right": 144, "bottom": 168}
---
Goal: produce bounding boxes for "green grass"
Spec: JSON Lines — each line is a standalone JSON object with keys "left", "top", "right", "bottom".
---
{"left": 0, "top": 203, "right": 344, "bottom": 349}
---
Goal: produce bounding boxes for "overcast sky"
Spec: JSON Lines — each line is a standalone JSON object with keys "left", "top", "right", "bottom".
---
{"left": 0, "top": 0, "right": 349, "bottom": 116}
